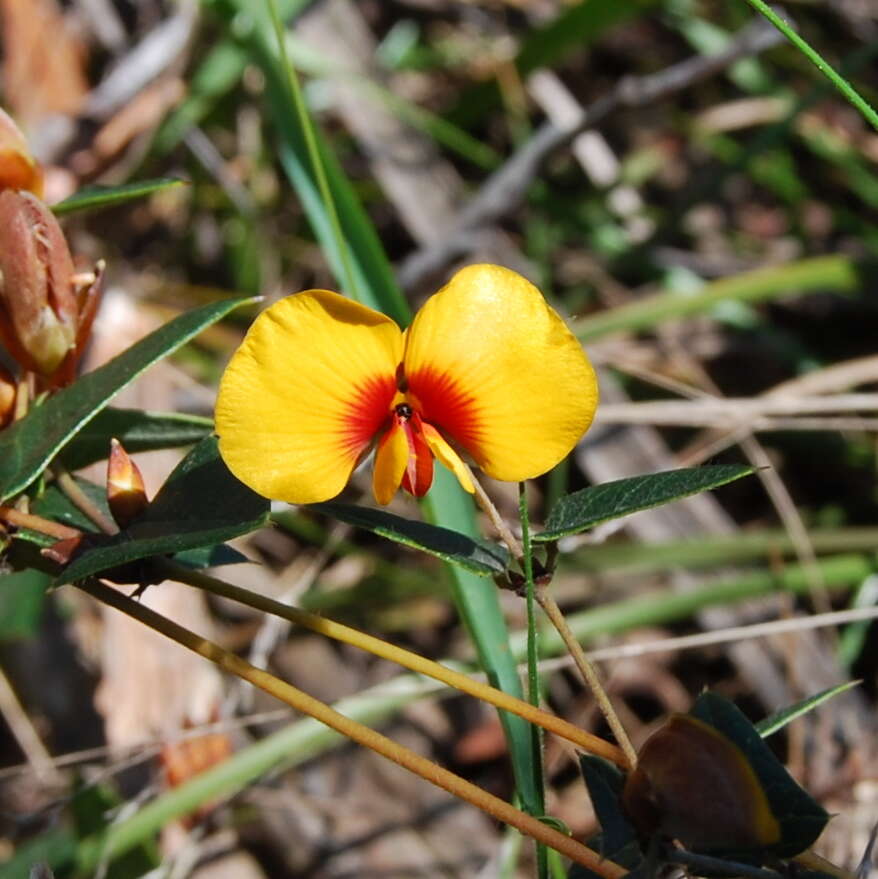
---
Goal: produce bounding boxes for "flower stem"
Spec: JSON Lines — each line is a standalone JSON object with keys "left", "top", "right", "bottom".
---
{"left": 535, "top": 586, "right": 638, "bottom": 770}
{"left": 0, "top": 505, "right": 80, "bottom": 541}
{"left": 153, "top": 558, "right": 627, "bottom": 767}
{"left": 78, "top": 576, "right": 626, "bottom": 877}
{"left": 519, "top": 483, "right": 548, "bottom": 878}
{"left": 467, "top": 467, "right": 523, "bottom": 559}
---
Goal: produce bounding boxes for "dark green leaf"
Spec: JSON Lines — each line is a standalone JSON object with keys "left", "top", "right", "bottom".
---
{"left": 56, "top": 437, "right": 269, "bottom": 585}
{"left": 0, "top": 570, "right": 51, "bottom": 640}
{"left": 0, "top": 826, "right": 75, "bottom": 879}
{"left": 33, "top": 478, "right": 112, "bottom": 534}
{"left": 578, "top": 754, "right": 639, "bottom": 855}
{"left": 51, "top": 178, "right": 185, "bottom": 216}
{"left": 311, "top": 501, "right": 509, "bottom": 576}
{"left": 71, "top": 781, "right": 159, "bottom": 879}
{"left": 60, "top": 408, "right": 213, "bottom": 471}
{"left": 756, "top": 681, "right": 861, "bottom": 738}
{"left": 691, "top": 692, "right": 829, "bottom": 857}
{"left": 23, "top": 477, "right": 247, "bottom": 569}
{"left": 568, "top": 841, "right": 645, "bottom": 879}
{"left": 173, "top": 544, "right": 250, "bottom": 568}
{"left": 0, "top": 297, "right": 254, "bottom": 501}
{"left": 535, "top": 466, "right": 753, "bottom": 542}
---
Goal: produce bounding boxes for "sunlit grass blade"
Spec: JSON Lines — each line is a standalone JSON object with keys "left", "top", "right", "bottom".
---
{"left": 756, "top": 681, "right": 861, "bottom": 737}
{"left": 574, "top": 255, "right": 862, "bottom": 341}
{"left": 51, "top": 178, "right": 185, "bottom": 216}
{"left": 212, "top": 0, "right": 542, "bottom": 816}
{"left": 210, "top": 0, "right": 409, "bottom": 323}
{"left": 422, "top": 468, "right": 543, "bottom": 814}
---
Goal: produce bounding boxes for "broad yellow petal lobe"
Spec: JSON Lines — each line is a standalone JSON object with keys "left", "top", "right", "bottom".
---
{"left": 216, "top": 290, "right": 402, "bottom": 503}
{"left": 403, "top": 264, "right": 598, "bottom": 481}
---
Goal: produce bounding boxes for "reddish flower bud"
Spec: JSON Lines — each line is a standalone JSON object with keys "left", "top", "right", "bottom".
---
{"left": 0, "top": 363, "right": 15, "bottom": 428}
{"left": 0, "top": 108, "right": 42, "bottom": 196}
{"left": 0, "top": 190, "right": 77, "bottom": 375}
{"left": 107, "top": 438, "right": 148, "bottom": 528}
{"left": 622, "top": 714, "right": 780, "bottom": 853}
{"left": 41, "top": 534, "right": 83, "bottom": 565}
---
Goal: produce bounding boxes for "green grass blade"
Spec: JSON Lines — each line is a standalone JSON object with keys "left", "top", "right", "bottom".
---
{"left": 755, "top": 681, "right": 861, "bottom": 737}
{"left": 574, "top": 254, "right": 862, "bottom": 341}
{"left": 52, "top": 178, "right": 185, "bottom": 216}
{"left": 422, "top": 467, "right": 542, "bottom": 814}
{"left": 212, "top": 0, "right": 540, "bottom": 814}
{"left": 211, "top": 0, "right": 409, "bottom": 323}
{"left": 741, "top": 0, "right": 878, "bottom": 132}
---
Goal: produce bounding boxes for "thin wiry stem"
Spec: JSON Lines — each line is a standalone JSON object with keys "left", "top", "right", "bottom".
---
{"left": 0, "top": 505, "right": 80, "bottom": 541}
{"left": 466, "top": 466, "right": 523, "bottom": 559}
{"left": 154, "top": 558, "right": 627, "bottom": 767}
{"left": 518, "top": 483, "right": 548, "bottom": 878}
{"left": 52, "top": 464, "right": 118, "bottom": 535}
{"left": 78, "top": 576, "right": 626, "bottom": 877}
{"left": 535, "top": 586, "right": 638, "bottom": 770}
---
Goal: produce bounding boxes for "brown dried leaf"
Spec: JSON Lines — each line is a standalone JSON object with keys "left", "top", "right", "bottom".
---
{"left": 0, "top": 0, "right": 89, "bottom": 126}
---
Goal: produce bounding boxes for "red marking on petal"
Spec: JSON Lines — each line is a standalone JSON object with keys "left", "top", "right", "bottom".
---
{"left": 401, "top": 413, "right": 434, "bottom": 497}
{"left": 405, "top": 367, "right": 483, "bottom": 454}
{"left": 340, "top": 374, "right": 397, "bottom": 456}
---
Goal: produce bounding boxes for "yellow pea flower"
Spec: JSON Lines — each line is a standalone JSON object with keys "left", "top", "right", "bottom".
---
{"left": 215, "top": 264, "right": 598, "bottom": 505}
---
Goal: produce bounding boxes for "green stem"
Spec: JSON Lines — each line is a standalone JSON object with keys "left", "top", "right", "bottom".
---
{"left": 519, "top": 482, "right": 547, "bottom": 878}
{"left": 263, "top": 0, "right": 359, "bottom": 296}
{"left": 741, "top": 0, "right": 878, "bottom": 132}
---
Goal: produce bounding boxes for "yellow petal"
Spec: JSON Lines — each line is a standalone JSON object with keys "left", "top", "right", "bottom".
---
{"left": 372, "top": 419, "right": 409, "bottom": 505}
{"left": 216, "top": 290, "right": 402, "bottom": 503}
{"left": 404, "top": 264, "right": 598, "bottom": 481}
{"left": 421, "top": 422, "right": 474, "bottom": 494}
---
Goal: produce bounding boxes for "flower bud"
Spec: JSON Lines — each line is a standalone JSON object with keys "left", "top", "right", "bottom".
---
{"left": 622, "top": 714, "right": 780, "bottom": 853}
{"left": 0, "top": 363, "right": 15, "bottom": 428}
{"left": 0, "top": 108, "right": 42, "bottom": 196}
{"left": 107, "top": 438, "right": 148, "bottom": 528}
{"left": 0, "top": 190, "right": 77, "bottom": 375}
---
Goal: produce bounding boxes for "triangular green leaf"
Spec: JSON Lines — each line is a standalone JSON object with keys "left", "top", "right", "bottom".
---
{"left": 56, "top": 437, "right": 269, "bottom": 585}
{"left": 60, "top": 408, "right": 213, "bottom": 471}
{"left": 578, "top": 754, "right": 639, "bottom": 855}
{"left": 691, "top": 692, "right": 829, "bottom": 857}
{"left": 756, "top": 681, "right": 861, "bottom": 738}
{"left": 311, "top": 501, "right": 509, "bottom": 576}
{"left": 51, "top": 177, "right": 185, "bottom": 216}
{"left": 534, "top": 466, "right": 753, "bottom": 542}
{"left": 0, "top": 297, "right": 254, "bottom": 501}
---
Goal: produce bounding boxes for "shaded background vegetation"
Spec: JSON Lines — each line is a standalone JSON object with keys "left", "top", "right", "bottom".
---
{"left": 1, "top": 0, "right": 877, "bottom": 876}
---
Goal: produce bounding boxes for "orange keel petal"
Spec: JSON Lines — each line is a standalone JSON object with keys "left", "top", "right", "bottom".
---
{"left": 373, "top": 419, "right": 409, "bottom": 505}
{"left": 421, "top": 422, "right": 474, "bottom": 494}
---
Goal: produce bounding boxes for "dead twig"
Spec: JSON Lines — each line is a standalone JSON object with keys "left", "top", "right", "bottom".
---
{"left": 398, "top": 18, "right": 785, "bottom": 290}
